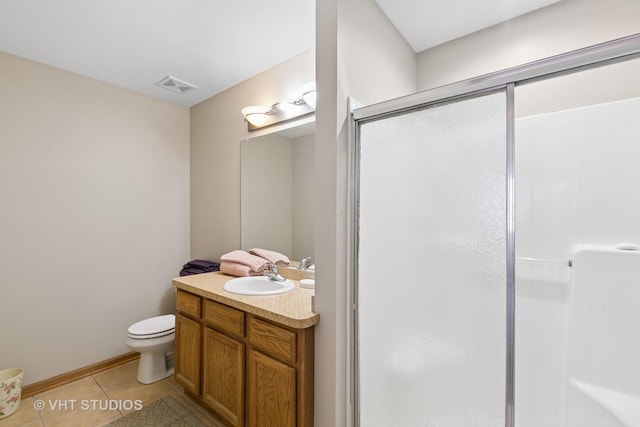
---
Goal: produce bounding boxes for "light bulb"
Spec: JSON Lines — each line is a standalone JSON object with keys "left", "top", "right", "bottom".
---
{"left": 241, "top": 106, "right": 271, "bottom": 126}
{"left": 299, "top": 82, "right": 317, "bottom": 109}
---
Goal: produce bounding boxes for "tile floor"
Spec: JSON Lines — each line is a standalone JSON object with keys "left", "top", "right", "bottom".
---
{"left": 0, "top": 360, "right": 223, "bottom": 427}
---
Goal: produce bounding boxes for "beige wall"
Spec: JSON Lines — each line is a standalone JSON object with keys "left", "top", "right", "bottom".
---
{"left": 417, "top": 0, "right": 640, "bottom": 92}
{"left": 0, "top": 51, "right": 190, "bottom": 385}
{"left": 189, "top": 48, "right": 315, "bottom": 261}
{"left": 516, "top": 59, "right": 640, "bottom": 118}
{"left": 315, "top": 0, "right": 418, "bottom": 426}
{"left": 337, "top": 0, "right": 418, "bottom": 106}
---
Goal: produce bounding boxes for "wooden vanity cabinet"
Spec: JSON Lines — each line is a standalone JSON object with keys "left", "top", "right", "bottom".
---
{"left": 174, "top": 289, "right": 315, "bottom": 427}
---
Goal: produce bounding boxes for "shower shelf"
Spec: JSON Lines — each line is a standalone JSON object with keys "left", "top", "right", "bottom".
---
{"left": 515, "top": 257, "right": 572, "bottom": 283}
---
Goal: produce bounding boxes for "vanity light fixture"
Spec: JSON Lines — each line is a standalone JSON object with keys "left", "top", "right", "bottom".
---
{"left": 241, "top": 82, "right": 317, "bottom": 131}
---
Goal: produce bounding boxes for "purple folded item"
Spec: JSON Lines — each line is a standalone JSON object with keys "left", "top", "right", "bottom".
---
{"left": 180, "top": 267, "right": 203, "bottom": 276}
{"left": 183, "top": 259, "right": 220, "bottom": 270}
{"left": 180, "top": 259, "right": 220, "bottom": 276}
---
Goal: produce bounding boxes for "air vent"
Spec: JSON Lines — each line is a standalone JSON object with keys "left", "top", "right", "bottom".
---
{"left": 155, "top": 76, "right": 197, "bottom": 94}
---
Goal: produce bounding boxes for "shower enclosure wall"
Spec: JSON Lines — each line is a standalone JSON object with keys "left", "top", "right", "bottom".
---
{"left": 350, "top": 35, "right": 640, "bottom": 427}
{"left": 515, "top": 68, "right": 640, "bottom": 427}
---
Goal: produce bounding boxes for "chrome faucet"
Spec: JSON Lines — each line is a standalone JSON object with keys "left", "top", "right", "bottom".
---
{"left": 298, "top": 257, "right": 313, "bottom": 270}
{"left": 263, "top": 263, "right": 286, "bottom": 282}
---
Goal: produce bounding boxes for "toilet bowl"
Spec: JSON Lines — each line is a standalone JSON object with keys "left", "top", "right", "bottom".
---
{"left": 126, "top": 314, "right": 175, "bottom": 384}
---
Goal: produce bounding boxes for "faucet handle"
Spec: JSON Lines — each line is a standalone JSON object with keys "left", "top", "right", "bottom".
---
{"left": 264, "top": 262, "right": 278, "bottom": 273}
{"left": 262, "top": 263, "right": 286, "bottom": 282}
{"left": 298, "top": 257, "right": 312, "bottom": 270}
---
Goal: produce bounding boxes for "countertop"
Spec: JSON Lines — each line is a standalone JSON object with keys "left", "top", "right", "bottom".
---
{"left": 172, "top": 272, "right": 319, "bottom": 329}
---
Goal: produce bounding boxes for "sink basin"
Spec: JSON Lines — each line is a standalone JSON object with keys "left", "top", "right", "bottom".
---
{"left": 223, "top": 276, "right": 295, "bottom": 296}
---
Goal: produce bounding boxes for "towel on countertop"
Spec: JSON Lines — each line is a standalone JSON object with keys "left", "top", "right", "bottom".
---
{"left": 249, "top": 248, "right": 290, "bottom": 266}
{"left": 220, "top": 261, "right": 263, "bottom": 277}
{"left": 179, "top": 259, "right": 220, "bottom": 276}
{"left": 220, "top": 250, "right": 269, "bottom": 273}
{"left": 219, "top": 249, "right": 291, "bottom": 278}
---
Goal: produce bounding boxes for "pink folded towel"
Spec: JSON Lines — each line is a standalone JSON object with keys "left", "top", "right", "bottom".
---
{"left": 249, "top": 248, "right": 290, "bottom": 266}
{"left": 220, "top": 261, "right": 263, "bottom": 277}
{"left": 220, "top": 250, "right": 269, "bottom": 272}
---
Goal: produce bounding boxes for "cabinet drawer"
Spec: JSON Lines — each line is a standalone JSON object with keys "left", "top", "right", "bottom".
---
{"left": 249, "top": 317, "right": 297, "bottom": 365}
{"left": 204, "top": 299, "right": 245, "bottom": 338}
{"left": 176, "top": 290, "right": 201, "bottom": 319}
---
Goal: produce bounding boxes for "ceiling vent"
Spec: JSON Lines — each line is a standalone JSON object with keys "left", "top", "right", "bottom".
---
{"left": 155, "top": 76, "right": 197, "bottom": 94}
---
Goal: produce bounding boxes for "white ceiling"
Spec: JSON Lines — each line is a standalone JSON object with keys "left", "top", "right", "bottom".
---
{"left": 0, "top": 0, "right": 561, "bottom": 107}
{"left": 0, "top": 0, "right": 315, "bottom": 107}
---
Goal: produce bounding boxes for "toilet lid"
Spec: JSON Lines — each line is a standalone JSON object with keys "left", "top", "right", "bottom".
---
{"left": 128, "top": 314, "right": 175, "bottom": 339}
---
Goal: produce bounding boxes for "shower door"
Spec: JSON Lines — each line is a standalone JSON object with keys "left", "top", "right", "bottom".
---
{"left": 354, "top": 90, "right": 509, "bottom": 426}
{"left": 351, "top": 35, "right": 640, "bottom": 427}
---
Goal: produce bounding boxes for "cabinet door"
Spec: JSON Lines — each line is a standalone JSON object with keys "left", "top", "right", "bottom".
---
{"left": 175, "top": 313, "right": 201, "bottom": 396}
{"left": 203, "top": 327, "right": 245, "bottom": 427}
{"left": 247, "top": 349, "right": 297, "bottom": 427}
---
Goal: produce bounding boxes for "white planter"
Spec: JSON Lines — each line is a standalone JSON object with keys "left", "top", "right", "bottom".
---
{"left": 0, "top": 368, "right": 23, "bottom": 419}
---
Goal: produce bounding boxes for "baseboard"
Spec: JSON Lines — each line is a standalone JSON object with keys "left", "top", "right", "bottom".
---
{"left": 21, "top": 352, "right": 140, "bottom": 398}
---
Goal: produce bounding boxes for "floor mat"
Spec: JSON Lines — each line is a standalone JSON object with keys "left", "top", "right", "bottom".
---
{"left": 107, "top": 395, "right": 208, "bottom": 426}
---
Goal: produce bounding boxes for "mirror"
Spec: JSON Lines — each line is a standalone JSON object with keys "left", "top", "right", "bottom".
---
{"left": 241, "top": 122, "right": 315, "bottom": 262}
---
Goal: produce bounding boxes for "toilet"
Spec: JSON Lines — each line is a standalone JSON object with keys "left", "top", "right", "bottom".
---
{"left": 126, "top": 314, "right": 175, "bottom": 384}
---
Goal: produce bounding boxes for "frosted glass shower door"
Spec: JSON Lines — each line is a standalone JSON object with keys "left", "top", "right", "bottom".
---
{"left": 356, "top": 91, "right": 507, "bottom": 426}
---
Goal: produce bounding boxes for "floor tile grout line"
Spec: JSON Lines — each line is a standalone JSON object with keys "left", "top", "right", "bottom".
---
{"left": 91, "top": 373, "right": 126, "bottom": 419}
{"left": 32, "top": 397, "right": 46, "bottom": 426}
{"left": 163, "top": 377, "right": 183, "bottom": 394}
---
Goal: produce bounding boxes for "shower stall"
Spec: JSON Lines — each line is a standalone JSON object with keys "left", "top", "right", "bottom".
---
{"left": 350, "top": 35, "right": 640, "bottom": 427}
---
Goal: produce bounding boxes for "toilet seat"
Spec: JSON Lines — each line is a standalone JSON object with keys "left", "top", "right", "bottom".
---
{"left": 128, "top": 314, "right": 175, "bottom": 339}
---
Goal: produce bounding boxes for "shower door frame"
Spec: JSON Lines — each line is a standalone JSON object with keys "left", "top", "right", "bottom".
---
{"left": 349, "top": 33, "right": 640, "bottom": 427}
